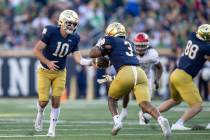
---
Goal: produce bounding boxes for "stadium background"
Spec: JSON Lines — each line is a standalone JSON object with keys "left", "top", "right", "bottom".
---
{"left": 0, "top": 0, "right": 210, "bottom": 100}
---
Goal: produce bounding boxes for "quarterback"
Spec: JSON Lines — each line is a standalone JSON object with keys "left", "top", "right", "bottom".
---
{"left": 89, "top": 22, "right": 171, "bottom": 138}
{"left": 157, "top": 24, "right": 210, "bottom": 130}
{"left": 120, "top": 32, "right": 163, "bottom": 125}
{"left": 33, "top": 10, "right": 92, "bottom": 137}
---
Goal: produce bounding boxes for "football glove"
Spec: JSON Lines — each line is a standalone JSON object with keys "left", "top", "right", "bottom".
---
{"left": 97, "top": 75, "right": 115, "bottom": 84}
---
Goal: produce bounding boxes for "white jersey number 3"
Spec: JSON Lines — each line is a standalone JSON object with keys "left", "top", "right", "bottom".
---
{"left": 125, "top": 41, "right": 134, "bottom": 56}
{"left": 184, "top": 40, "right": 199, "bottom": 59}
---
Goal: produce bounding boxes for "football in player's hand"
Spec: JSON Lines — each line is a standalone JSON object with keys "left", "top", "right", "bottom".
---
{"left": 93, "top": 57, "right": 111, "bottom": 68}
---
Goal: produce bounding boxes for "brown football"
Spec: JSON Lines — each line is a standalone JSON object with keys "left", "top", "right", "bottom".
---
{"left": 93, "top": 57, "right": 111, "bottom": 68}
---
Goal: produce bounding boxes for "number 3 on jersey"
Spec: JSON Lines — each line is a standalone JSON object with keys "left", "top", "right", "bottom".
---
{"left": 184, "top": 40, "right": 199, "bottom": 59}
{"left": 125, "top": 41, "right": 134, "bottom": 56}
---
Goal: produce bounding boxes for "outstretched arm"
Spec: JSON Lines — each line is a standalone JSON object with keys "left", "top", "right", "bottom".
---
{"left": 73, "top": 51, "right": 93, "bottom": 66}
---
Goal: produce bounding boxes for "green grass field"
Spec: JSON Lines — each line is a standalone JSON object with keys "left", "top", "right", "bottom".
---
{"left": 0, "top": 98, "right": 210, "bottom": 140}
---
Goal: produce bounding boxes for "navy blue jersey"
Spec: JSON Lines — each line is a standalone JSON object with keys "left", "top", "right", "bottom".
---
{"left": 40, "top": 25, "right": 80, "bottom": 70}
{"left": 97, "top": 36, "right": 139, "bottom": 72}
{"left": 178, "top": 32, "right": 210, "bottom": 78}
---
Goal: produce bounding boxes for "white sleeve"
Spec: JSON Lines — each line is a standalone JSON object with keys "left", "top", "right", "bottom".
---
{"left": 149, "top": 49, "right": 160, "bottom": 64}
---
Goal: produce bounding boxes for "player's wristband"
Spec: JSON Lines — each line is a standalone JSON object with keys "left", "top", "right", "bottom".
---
{"left": 80, "top": 58, "right": 92, "bottom": 66}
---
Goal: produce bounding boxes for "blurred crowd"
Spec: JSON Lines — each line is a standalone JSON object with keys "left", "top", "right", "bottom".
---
{"left": 0, "top": 0, "right": 209, "bottom": 50}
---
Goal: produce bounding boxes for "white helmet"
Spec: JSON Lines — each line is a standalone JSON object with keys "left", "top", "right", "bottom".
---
{"left": 58, "top": 10, "right": 79, "bottom": 34}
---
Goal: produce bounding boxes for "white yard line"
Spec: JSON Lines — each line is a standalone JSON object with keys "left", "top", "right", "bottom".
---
{"left": 0, "top": 127, "right": 154, "bottom": 131}
{"left": 0, "top": 132, "right": 210, "bottom": 138}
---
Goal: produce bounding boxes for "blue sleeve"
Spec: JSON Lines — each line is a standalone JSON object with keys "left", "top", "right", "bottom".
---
{"left": 71, "top": 34, "right": 80, "bottom": 53}
{"left": 41, "top": 26, "right": 51, "bottom": 45}
{"left": 203, "top": 45, "right": 210, "bottom": 55}
{"left": 104, "top": 36, "right": 113, "bottom": 46}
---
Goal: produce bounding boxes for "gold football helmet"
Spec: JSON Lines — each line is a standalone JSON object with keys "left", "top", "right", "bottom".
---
{"left": 58, "top": 10, "right": 79, "bottom": 34}
{"left": 196, "top": 24, "right": 210, "bottom": 41}
{"left": 105, "top": 22, "right": 126, "bottom": 37}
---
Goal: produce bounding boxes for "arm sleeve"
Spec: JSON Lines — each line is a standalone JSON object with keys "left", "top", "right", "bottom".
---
{"left": 150, "top": 49, "right": 160, "bottom": 64}
{"left": 41, "top": 26, "right": 51, "bottom": 46}
{"left": 71, "top": 34, "right": 80, "bottom": 53}
{"left": 203, "top": 45, "right": 210, "bottom": 55}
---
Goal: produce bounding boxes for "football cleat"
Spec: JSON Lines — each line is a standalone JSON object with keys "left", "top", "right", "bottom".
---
{"left": 112, "top": 115, "right": 123, "bottom": 136}
{"left": 139, "top": 111, "right": 152, "bottom": 125}
{"left": 34, "top": 112, "right": 44, "bottom": 132}
{"left": 119, "top": 109, "right": 128, "bottom": 121}
{"left": 171, "top": 123, "right": 191, "bottom": 130}
{"left": 47, "top": 125, "right": 56, "bottom": 137}
{"left": 158, "top": 116, "right": 171, "bottom": 139}
{"left": 112, "top": 122, "right": 123, "bottom": 136}
{"left": 139, "top": 111, "right": 148, "bottom": 125}
{"left": 206, "top": 123, "right": 210, "bottom": 129}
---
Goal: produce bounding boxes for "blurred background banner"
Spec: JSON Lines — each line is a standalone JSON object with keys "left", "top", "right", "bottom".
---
{"left": 0, "top": 56, "right": 38, "bottom": 97}
{"left": 0, "top": 50, "right": 172, "bottom": 99}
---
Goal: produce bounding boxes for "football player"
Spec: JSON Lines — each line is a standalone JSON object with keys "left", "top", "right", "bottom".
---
{"left": 89, "top": 22, "right": 171, "bottom": 138}
{"left": 157, "top": 24, "right": 210, "bottom": 130}
{"left": 120, "top": 32, "right": 163, "bottom": 125}
{"left": 33, "top": 10, "right": 93, "bottom": 137}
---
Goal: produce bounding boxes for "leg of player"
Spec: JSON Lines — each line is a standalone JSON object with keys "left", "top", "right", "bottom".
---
{"left": 35, "top": 68, "right": 51, "bottom": 132}
{"left": 140, "top": 101, "right": 171, "bottom": 139}
{"left": 47, "top": 96, "right": 61, "bottom": 137}
{"left": 168, "top": 69, "right": 203, "bottom": 130}
{"left": 139, "top": 80, "right": 153, "bottom": 125}
{"left": 138, "top": 98, "right": 180, "bottom": 126}
{"left": 119, "top": 94, "right": 129, "bottom": 121}
{"left": 158, "top": 99, "right": 181, "bottom": 112}
{"left": 108, "top": 96, "right": 123, "bottom": 136}
{"left": 171, "top": 103, "right": 202, "bottom": 130}
{"left": 34, "top": 101, "right": 48, "bottom": 132}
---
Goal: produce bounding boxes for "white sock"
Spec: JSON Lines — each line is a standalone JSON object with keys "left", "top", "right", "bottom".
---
{"left": 37, "top": 102, "right": 45, "bottom": 113}
{"left": 175, "top": 119, "right": 184, "bottom": 125}
{"left": 157, "top": 116, "right": 163, "bottom": 121}
{"left": 157, "top": 116, "right": 167, "bottom": 125}
{"left": 121, "top": 108, "right": 127, "bottom": 114}
{"left": 50, "top": 107, "right": 60, "bottom": 127}
{"left": 113, "top": 115, "right": 121, "bottom": 124}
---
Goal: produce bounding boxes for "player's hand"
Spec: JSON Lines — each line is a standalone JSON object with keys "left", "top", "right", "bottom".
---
{"left": 204, "top": 55, "right": 210, "bottom": 61}
{"left": 47, "top": 61, "right": 59, "bottom": 71}
{"left": 97, "top": 75, "right": 114, "bottom": 84}
{"left": 154, "top": 80, "right": 159, "bottom": 90}
{"left": 91, "top": 61, "right": 99, "bottom": 68}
